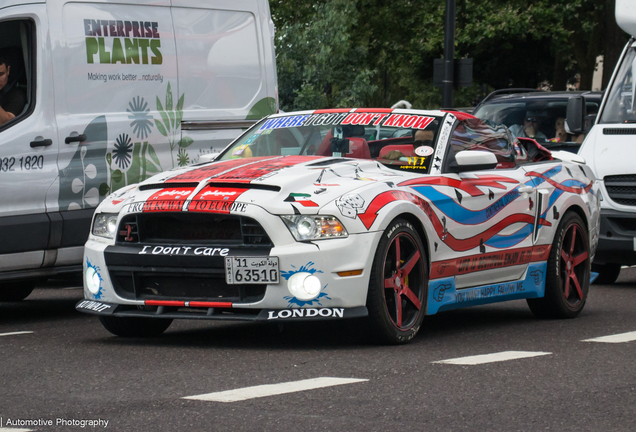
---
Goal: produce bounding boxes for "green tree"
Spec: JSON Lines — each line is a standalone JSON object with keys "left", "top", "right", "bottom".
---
{"left": 270, "top": 0, "right": 612, "bottom": 110}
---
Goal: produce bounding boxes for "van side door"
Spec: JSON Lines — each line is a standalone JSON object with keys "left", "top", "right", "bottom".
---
{"left": 47, "top": 0, "right": 178, "bottom": 263}
{"left": 0, "top": 7, "right": 59, "bottom": 273}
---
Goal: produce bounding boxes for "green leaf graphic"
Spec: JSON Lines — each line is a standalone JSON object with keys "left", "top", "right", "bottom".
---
{"left": 145, "top": 159, "right": 160, "bottom": 173}
{"left": 175, "top": 94, "right": 185, "bottom": 125}
{"left": 178, "top": 136, "right": 194, "bottom": 149}
{"left": 155, "top": 119, "right": 167, "bottom": 137}
{"left": 166, "top": 82, "right": 173, "bottom": 111}
{"left": 99, "top": 182, "right": 110, "bottom": 196}
{"left": 111, "top": 169, "right": 123, "bottom": 183}
{"left": 148, "top": 144, "right": 161, "bottom": 168}
{"left": 156, "top": 97, "right": 171, "bottom": 133}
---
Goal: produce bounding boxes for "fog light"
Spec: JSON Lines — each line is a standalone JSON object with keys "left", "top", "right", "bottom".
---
{"left": 86, "top": 266, "right": 101, "bottom": 295}
{"left": 287, "top": 272, "right": 322, "bottom": 300}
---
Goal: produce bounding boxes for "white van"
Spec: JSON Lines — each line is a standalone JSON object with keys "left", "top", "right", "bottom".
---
{"left": 567, "top": 0, "right": 636, "bottom": 284}
{"left": 0, "top": 0, "right": 278, "bottom": 300}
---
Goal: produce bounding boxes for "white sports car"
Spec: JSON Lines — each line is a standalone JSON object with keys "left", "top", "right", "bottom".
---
{"left": 77, "top": 108, "right": 600, "bottom": 344}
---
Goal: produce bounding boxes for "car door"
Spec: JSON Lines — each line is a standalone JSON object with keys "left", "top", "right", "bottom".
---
{"left": 0, "top": 9, "right": 59, "bottom": 272}
{"left": 443, "top": 119, "right": 537, "bottom": 289}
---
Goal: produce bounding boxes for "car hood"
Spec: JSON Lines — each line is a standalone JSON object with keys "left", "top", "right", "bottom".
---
{"left": 103, "top": 156, "right": 407, "bottom": 215}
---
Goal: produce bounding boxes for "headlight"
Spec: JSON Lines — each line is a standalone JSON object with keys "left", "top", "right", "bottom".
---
{"left": 92, "top": 213, "right": 119, "bottom": 239}
{"left": 281, "top": 215, "right": 348, "bottom": 241}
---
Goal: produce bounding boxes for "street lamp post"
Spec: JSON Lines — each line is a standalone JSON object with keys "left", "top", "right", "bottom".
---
{"left": 442, "top": 0, "right": 456, "bottom": 108}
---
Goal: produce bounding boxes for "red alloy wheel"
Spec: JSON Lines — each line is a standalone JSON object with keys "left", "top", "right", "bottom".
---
{"left": 559, "top": 223, "right": 588, "bottom": 306}
{"left": 382, "top": 232, "right": 425, "bottom": 330}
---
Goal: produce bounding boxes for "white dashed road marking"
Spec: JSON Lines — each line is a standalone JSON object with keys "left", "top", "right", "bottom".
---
{"left": 183, "top": 377, "right": 368, "bottom": 402}
{"left": 433, "top": 351, "right": 552, "bottom": 365}
{"left": 0, "top": 332, "right": 33, "bottom": 338}
{"left": 582, "top": 331, "right": 636, "bottom": 343}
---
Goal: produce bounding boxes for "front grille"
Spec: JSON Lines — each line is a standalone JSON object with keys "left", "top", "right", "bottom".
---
{"left": 603, "top": 128, "right": 636, "bottom": 135}
{"left": 604, "top": 175, "right": 636, "bottom": 206}
{"left": 117, "top": 213, "right": 272, "bottom": 246}
{"left": 109, "top": 268, "right": 266, "bottom": 302}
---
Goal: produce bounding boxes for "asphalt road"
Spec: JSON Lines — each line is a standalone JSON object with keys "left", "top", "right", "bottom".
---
{"left": 1, "top": 269, "right": 635, "bottom": 432}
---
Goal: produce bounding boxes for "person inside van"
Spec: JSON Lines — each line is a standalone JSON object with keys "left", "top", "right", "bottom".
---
{"left": 554, "top": 117, "right": 584, "bottom": 144}
{"left": 509, "top": 110, "right": 547, "bottom": 141}
{"left": 0, "top": 54, "right": 26, "bottom": 126}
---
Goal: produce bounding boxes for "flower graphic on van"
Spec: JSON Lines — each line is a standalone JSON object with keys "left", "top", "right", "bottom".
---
{"left": 112, "top": 133, "right": 133, "bottom": 169}
{"left": 127, "top": 96, "right": 154, "bottom": 139}
{"left": 177, "top": 148, "right": 190, "bottom": 167}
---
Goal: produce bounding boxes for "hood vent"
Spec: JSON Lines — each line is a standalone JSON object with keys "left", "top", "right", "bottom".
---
{"left": 204, "top": 182, "right": 281, "bottom": 192}
{"left": 139, "top": 182, "right": 199, "bottom": 191}
{"left": 139, "top": 182, "right": 280, "bottom": 192}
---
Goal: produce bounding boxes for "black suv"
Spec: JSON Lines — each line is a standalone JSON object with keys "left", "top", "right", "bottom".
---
{"left": 472, "top": 89, "right": 603, "bottom": 153}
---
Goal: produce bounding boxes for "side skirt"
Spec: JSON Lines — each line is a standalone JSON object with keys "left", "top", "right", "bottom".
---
{"left": 426, "top": 262, "right": 547, "bottom": 315}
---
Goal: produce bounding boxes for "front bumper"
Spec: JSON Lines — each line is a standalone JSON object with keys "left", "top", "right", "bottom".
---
{"left": 76, "top": 299, "right": 368, "bottom": 321}
{"left": 594, "top": 209, "right": 636, "bottom": 265}
{"left": 80, "top": 228, "right": 382, "bottom": 319}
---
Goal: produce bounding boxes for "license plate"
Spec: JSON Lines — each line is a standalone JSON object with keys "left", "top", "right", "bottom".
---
{"left": 225, "top": 256, "right": 280, "bottom": 285}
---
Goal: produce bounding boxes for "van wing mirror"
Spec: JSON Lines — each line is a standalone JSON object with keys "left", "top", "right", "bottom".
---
{"left": 566, "top": 96, "right": 585, "bottom": 134}
{"left": 566, "top": 95, "right": 596, "bottom": 134}
{"left": 448, "top": 150, "right": 498, "bottom": 173}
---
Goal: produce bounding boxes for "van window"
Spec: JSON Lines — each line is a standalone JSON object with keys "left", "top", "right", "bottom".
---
{"left": 172, "top": 8, "right": 262, "bottom": 110}
{"left": 0, "top": 19, "right": 34, "bottom": 129}
{"left": 600, "top": 45, "right": 636, "bottom": 124}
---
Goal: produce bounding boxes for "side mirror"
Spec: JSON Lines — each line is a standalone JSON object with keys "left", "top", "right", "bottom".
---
{"left": 197, "top": 153, "right": 219, "bottom": 164}
{"left": 566, "top": 96, "right": 586, "bottom": 134}
{"left": 448, "top": 150, "right": 498, "bottom": 173}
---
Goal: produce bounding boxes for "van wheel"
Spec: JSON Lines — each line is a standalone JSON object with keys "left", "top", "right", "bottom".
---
{"left": 591, "top": 263, "right": 621, "bottom": 285}
{"left": 527, "top": 212, "right": 590, "bottom": 318}
{"left": 0, "top": 282, "right": 35, "bottom": 302}
{"left": 98, "top": 316, "right": 173, "bottom": 337}
{"left": 366, "top": 219, "right": 427, "bottom": 344}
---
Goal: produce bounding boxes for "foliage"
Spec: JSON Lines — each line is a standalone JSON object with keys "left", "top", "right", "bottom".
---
{"left": 270, "top": 0, "right": 612, "bottom": 110}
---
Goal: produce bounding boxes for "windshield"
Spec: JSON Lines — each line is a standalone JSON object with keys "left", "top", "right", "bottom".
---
{"left": 600, "top": 43, "right": 636, "bottom": 124}
{"left": 218, "top": 111, "right": 444, "bottom": 174}
{"left": 473, "top": 97, "right": 600, "bottom": 145}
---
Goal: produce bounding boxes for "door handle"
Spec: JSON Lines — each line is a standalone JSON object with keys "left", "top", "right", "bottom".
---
{"left": 65, "top": 134, "right": 87, "bottom": 144}
{"left": 30, "top": 138, "right": 53, "bottom": 148}
{"left": 518, "top": 186, "right": 535, "bottom": 194}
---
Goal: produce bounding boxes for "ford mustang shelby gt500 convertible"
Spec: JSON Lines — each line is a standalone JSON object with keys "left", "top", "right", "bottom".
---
{"left": 77, "top": 108, "right": 600, "bottom": 344}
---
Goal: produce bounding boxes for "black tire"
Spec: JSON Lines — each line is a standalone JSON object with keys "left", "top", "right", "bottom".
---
{"left": 366, "top": 219, "right": 428, "bottom": 344}
{"left": 0, "top": 282, "right": 35, "bottom": 302}
{"left": 98, "top": 316, "right": 173, "bottom": 337}
{"left": 591, "top": 263, "right": 621, "bottom": 285}
{"left": 527, "top": 212, "right": 590, "bottom": 318}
